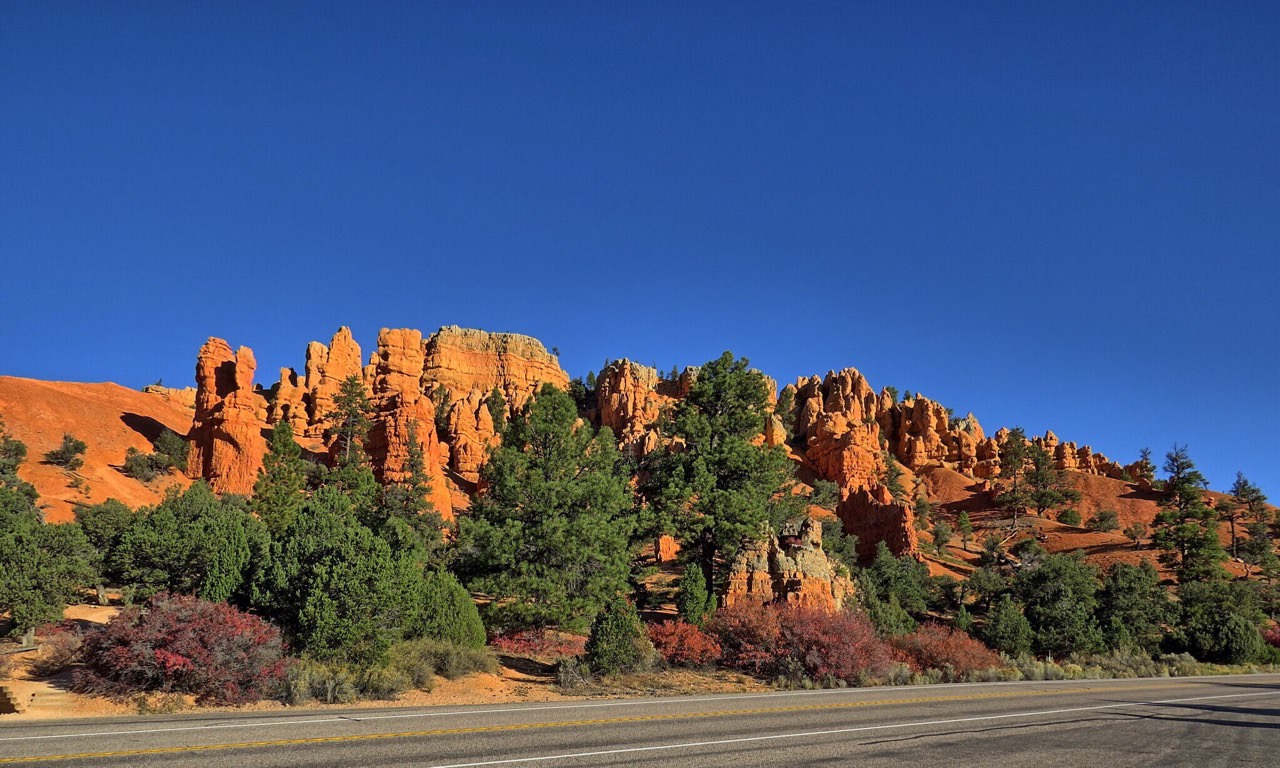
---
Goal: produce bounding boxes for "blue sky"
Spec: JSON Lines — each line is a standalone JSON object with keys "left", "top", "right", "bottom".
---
{"left": 2, "top": 2, "right": 1277, "bottom": 494}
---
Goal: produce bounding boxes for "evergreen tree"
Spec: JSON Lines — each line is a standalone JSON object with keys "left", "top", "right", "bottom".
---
{"left": 0, "top": 484, "right": 96, "bottom": 634}
{"left": 329, "top": 375, "right": 372, "bottom": 465}
{"left": 485, "top": 386, "right": 507, "bottom": 428}
{"left": 459, "top": 384, "right": 635, "bottom": 632}
{"left": 981, "top": 594, "right": 1033, "bottom": 656}
{"left": 775, "top": 385, "right": 796, "bottom": 440}
{"left": 1175, "top": 580, "right": 1266, "bottom": 663}
{"left": 639, "top": 352, "right": 798, "bottom": 594}
{"left": 882, "top": 454, "right": 907, "bottom": 503}
{"left": 430, "top": 384, "right": 453, "bottom": 439}
{"left": 584, "top": 596, "right": 651, "bottom": 675}
{"left": 252, "top": 421, "right": 309, "bottom": 536}
{"left": 0, "top": 417, "right": 37, "bottom": 501}
{"left": 1015, "top": 552, "right": 1102, "bottom": 657}
{"left": 45, "top": 433, "right": 87, "bottom": 472}
{"left": 820, "top": 518, "right": 859, "bottom": 573}
{"left": 1230, "top": 472, "right": 1269, "bottom": 523}
{"left": 403, "top": 570, "right": 485, "bottom": 649}
{"left": 860, "top": 572, "right": 917, "bottom": 637}
{"left": 1021, "top": 445, "right": 1081, "bottom": 518}
{"left": 254, "top": 486, "right": 401, "bottom": 663}
{"left": 863, "top": 541, "right": 932, "bottom": 616}
{"left": 373, "top": 421, "right": 444, "bottom": 556}
{"left": 995, "top": 427, "right": 1031, "bottom": 526}
{"left": 1214, "top": 497, "right": 1242, "bottom": 559}
{"left": 957, "top": 512, "right": 974, "bottom": 551}
{"left": 1151, "top": 445, "right": 1226, "bottom": 582}
{"left": 1096, "top": 561, "right": 1170, "bottom": 653}
{"left": 110, "top": 483, "right": 267, "bottom": 603}
{"left": 1241, "top": 520, "right": 1278, "bottom": 578}
{"left": 675, "top": 565, "right": 715, "bottom": 626}
{"left": 913, "top": 495, "right": 933, "bottom": 530}
{"left": 932, "top": 520, "right": 953, "bottom": 556}
{"left": 1133, "top": 448, "right": 1156, "bottom": 483}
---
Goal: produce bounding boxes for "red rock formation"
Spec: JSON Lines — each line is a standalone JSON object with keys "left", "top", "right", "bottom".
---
{"left": 186, "top": 338, "right": 268, "bottom": 495}
{"left": 595, "top": 360, "right": 677, "bottom": 456}
{"left": 444, "top": 390, "right": 498, "bottom": 483}
{"left": 363, "top": 328, "right": 453, "bottom": 520}
{"left": 423, "top": 326, "right": 570, "bottom": 482}
{"left": 837, "top": 486, "right": 921, "bottom": 560}
{"left": 142, "top": 384, "right": 197, "bottom": 410}
{"left": 721, "top": 517, "right": 855, "bottom": 611}
{"left": 423, "top": 326, "right": 568, "bottom": 410}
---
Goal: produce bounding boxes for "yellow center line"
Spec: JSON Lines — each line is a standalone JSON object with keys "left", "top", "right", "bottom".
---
{"left": 0, "top": 683, "right": 1177, "bottom": 764}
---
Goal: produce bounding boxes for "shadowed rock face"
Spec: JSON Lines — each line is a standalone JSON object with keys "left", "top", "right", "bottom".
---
{"left": 186, "top": 338, "right": 267, "bottom": 496}
{"left": 721, "top": 517, "right": 854, "bottom": 611}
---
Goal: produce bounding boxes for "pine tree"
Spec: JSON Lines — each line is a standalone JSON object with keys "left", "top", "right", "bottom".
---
{"left": 932, "top": 520, "right": 953, "bottom": 556}
{"left": 1022, "top": 445, "right": 1081, "bottom": 518}
{"left": 485, "top": 386, "right": 506, "bottom": 429}
{"left": 1015, "top": 552, "right": 1102, "bottom": 657}
{"left": 882, "top": 454, "right": 907, "bottom": 502}
{"left": 584, "top": 596, "right": 651, "bottom": 675}
{"left": 996, "top": 427, "right": 1031, "bottom": 527}
{"left": 459, "top": 384, "right": 636, "bottom": 632}
{"left": 639, "top": 352, "right": 798, "bottom": 595}
{"left": 1096, "top": 561, "right": 1170, "bottom": 653}
{"left": 0, "top": 481, "right": 96, "bottom": 634}
{"left": 253, "top": 422, "right": 309, "bottom": 536}
{"left": 329, "top": 375, "right": 372, "bottom": 465}
{"left": 956, "top": 512, "right": 974, "bottom": 551}
{"left": 1151, "top": 445, "right": 1226, "bottom": 582}
{"left": 1230, "top": 472, "right": 1269, "bottom": 523}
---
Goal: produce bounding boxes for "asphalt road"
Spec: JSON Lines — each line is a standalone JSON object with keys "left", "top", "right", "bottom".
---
{"left": 2, "top": 674, "right": 1278, "bottom": 767}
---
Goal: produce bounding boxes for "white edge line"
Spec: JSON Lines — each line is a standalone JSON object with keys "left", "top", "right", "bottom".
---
{"left": 421, "top": 689, "right": 1280, "bottom": 768}
{"left": 2, "top": 673, "right": 1277, "bottom": 744}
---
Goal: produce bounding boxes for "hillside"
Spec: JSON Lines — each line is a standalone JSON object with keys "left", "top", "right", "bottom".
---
{"left": 0, "top": 377, "right": 193, "bottom": 522}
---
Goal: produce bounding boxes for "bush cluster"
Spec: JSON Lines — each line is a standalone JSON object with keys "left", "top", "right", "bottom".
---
{"left": 74, "top": 593, "right": 289, "bottom": 704}
{"left": 708, "top": 604, "right": 892, "bottom": 686}
{"left": 647, "top": 620, "right": 722, "bottom": 667}
{"left": 890, "top": 623, "right": 1003, "bottom": 679}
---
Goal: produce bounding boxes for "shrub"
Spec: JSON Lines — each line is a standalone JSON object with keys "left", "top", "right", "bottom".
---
{"left": 283, "top": 660, "right": 358, "bottom": 705}
{"left": 1263, "top": 626, "right": 1280, "bottom": 649}
{"left": 706, "top": 603, "right": 782, "bottom": 677}
{"left": 555, "top": 656, "right": 592, "bottom": 690}
{"left": 121, "top": 448, "right": 165, "bottom": 482}
{"left": 45, "top": 434, "right": 87, "bottom": 472}
{"left": 584, "top": 597, "right": 654, "bottom": 675}
{"left": 891, "top": 623, "right": 1002, "bottom": 679}
{"left": 74, "top": 593, "right": 289, "bottom": 704}
{"left": 647, "top": 620, "right": 722, "bottom": 667}
{"left": 389, "top": 638, "right": 496, "bottom": 682}
{"left": 1057, "top": 508, "right": 1081, "bottom": 526}
{"left": 31, "top": 632, "right": 83, "bottom": 677}
{"left": 152, "top": 430, "right": 189, "bottom": 472}
{"left": 1086, "top": 509, "right": 1120, "bottom": 532}
{"left": 675, "top": 567, "right": 715, "bottom": 626}
{"left": 407, "top": 571, "right": 486, "bottom": 649}
{"left": 775, "top": 607, "right": 892, "bottom": 686}
{"left": 489, "top": 629, "right": 585, "bottom": 659}
{"left": 982, "top": 595, "right": 1033, "bottom": 657}
{"left": 355, "top": 665, "right": 411, "bottom": 700}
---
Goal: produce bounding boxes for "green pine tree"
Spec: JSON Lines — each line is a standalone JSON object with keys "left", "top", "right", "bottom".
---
{"left": 253, "top": 421, "right": 309, "bottom": 536}
{"left": 1151, "top": 445, "right": 1226, "bottom": 582}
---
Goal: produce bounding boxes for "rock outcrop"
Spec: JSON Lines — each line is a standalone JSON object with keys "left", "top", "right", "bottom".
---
{"left": 186, "top": 338, "right": 268, "bottom": 496}
{"left": 721, "top": 517, "right": 855, "bottom": 611}
{"left": 267, "top": 327, "right": 367, "bottom": 440}
{"left": 362, "top": 329, "right": 453, "bottom": 520}
{"left": 836, "top": 486, "right": 921, "bottom": 560}
{"left": 423, "top": 326, "right": 570, "bottom": 482}
{"left": 595, "top": 360, "right": 683, "bottom": 455}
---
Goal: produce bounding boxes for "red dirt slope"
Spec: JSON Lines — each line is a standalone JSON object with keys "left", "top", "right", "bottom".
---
{"left": 0, "top": 376, "right": 194, "bottom": 522}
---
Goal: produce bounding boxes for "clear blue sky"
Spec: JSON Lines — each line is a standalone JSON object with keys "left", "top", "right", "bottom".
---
{"left": 2, "top": 2, "right": 1277, "bottom": 494}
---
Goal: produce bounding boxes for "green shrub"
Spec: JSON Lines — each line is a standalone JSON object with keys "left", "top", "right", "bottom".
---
{"left": 584, "top": 596, "right": 653, "bottom": 675}
{"left": 284, "top": 660, "right": 358, "bottom": 705}
{"left": 152, "top": 430, "right": 189, "bottom": 472}
{"left": 121, "top": 448, "right": 164, "bottom": 481}
{"left": 1057, "top": 508, "right": 1081, "bottom": 526}
{"left": 355, "top": 665, "right": 411, "bottom": 700}
{"left": 675, "top": 566, "right": 715, "bottom": 626}
{"left": 388, "top": 639, "right": 496, "bottom": 683}
{"left": 407, "top": 571, "right": 486, "bottom": 649}
{"left": 555, "top": 656, "right": 592, "bottom": 690}
{"left": 1086, "top": 509, "right": 1120, "bottom": 532}
{"left": 45, "top": 434, "right": 87, "bottom": 471}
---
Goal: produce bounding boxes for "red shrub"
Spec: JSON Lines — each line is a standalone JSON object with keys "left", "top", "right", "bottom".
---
{"left": 890, "top": 622, "right": 1002, "bottom": 677}
{"left": 489, "top": 629, "right": 586, "bottom": 659}
{"left": 775, "top": 606, "right": 893, "bottom": 685}
{"left": 1263, "top": 626, "right": 1280, "bottom": 650}
{"left": 73, "top": 593, "right": 289, "bottom": 704}
{"left": 706, "top": 603, "right": 782, "bottom": 677}
{"left": 647, "top": 621, "right": 722, "bottom": 667}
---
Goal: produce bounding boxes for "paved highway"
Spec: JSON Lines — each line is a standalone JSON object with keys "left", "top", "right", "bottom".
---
{"left": 1, "top": 675, "right": 1277, "bottom": 766}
